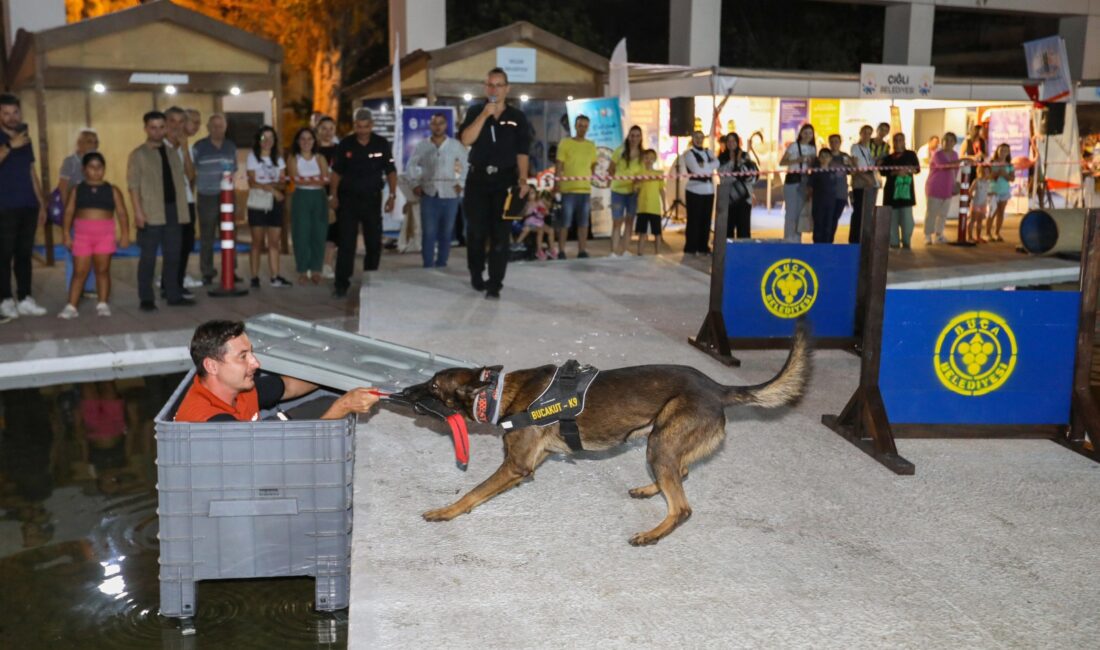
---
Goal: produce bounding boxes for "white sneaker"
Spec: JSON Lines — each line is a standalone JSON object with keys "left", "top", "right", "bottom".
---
{"left": 17, "top": 296, "right": 47, "bottom": 316}
{"left": 935, "top": 235, "right": 947, "bottom": 245}
{"left": 609, "top": 252, "right": 620, "bottom": 258}
{"left": 321, "top": 264, "right": 335, "bottom": 279}
{"left": 57, "top": 304, "right": 79, "bottom": 319}
{"left": 183, "top": 275, "right": 203, "bottom": 289}
{"left": 96, "top": 302, "right": 111, "bottom": 317}
{"left": 621, "top": 250, "right": 633, "bottom": 257}
{"left": 0, "top": 298, "right": 17, "bottom": 320}
{"left": 924, "top": 234, "right": 933, "bottom": 245}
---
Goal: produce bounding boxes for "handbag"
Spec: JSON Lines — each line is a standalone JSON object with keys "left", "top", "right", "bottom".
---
{"left": 247, "top": 188, "right": 274, "bottom": 211}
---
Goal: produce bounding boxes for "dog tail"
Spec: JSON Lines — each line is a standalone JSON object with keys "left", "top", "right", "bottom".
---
{"left": 723, "top": 319, "right": 813, "bottom": 408}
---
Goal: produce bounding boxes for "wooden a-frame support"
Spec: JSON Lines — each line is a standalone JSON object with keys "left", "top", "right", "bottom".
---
{"left": 822, "top": 208, "right": 1100, "bottom": 475}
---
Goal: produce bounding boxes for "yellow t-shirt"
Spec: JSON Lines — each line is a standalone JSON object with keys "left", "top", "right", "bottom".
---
{"left": 610, "top": 145, "right": 644, "bottom": 195}
{"left": 637, "top": 170, "right": 665, "bottom": 216}
{"left": 556, "top": 137, "right": 598, "bottom": 194}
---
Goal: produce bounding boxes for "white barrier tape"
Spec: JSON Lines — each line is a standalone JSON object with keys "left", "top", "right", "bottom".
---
{"left": 220, "top": 240, "right": 235, "bottom": 249}
{"left": 220, "top": 203, "right": 235, "bottom": 212}
{"left": 220, "top": 222, "right": 235, "bottom": 231}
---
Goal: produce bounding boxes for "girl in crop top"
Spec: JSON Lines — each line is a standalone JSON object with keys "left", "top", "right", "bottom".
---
{"left": 287, "top": 127, "right": 331, "bottom": 285}
{"left": 58, "top": 152, "right": 130, "bottom": 320}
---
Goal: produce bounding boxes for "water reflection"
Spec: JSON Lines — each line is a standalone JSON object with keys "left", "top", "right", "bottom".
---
{"left": 0, "top": 374, "right": 348, "bottom": 649}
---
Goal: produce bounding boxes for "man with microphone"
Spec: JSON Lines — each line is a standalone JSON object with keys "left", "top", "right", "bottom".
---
{"left": 458, "top": 67, "right": 531, "bottom": 300}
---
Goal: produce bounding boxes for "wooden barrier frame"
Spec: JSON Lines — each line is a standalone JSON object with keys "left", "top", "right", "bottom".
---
{"left": 822, "top": 208, "right": 1100, "bottom": 475}
{"left": 690, "top": 191, "right": 878, "bottom": 366}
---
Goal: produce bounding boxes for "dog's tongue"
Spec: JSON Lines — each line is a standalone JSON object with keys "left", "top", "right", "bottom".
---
{"left": 445, "top": 413, "right": 469, "bottom": 471}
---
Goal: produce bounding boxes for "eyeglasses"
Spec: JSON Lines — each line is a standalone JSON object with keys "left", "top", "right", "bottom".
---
{"left": 485, "top": 82, "right": 507, "bottom": 89}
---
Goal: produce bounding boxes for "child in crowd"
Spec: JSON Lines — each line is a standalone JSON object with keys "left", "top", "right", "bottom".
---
{"left": 634, "top": 149, "right": 665, "bottom": 256}
{"left": 514, "top": 191, "right": 554, "bottom": 260}
{"left": 58, "top": 153, "right": 130, "bottom": 319}
{"left": 810, "top": 148, "right": 839, "bottom": 243}
{"left": 968, "top": 165, "right": 991, "bottom": 244}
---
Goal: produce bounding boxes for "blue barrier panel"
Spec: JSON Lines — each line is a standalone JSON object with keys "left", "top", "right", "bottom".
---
{"left": 880, "top": 289, "right": 1080, "bottom": 425}
{"left": 721, "top": 242, "right": 860, "bottom": 338}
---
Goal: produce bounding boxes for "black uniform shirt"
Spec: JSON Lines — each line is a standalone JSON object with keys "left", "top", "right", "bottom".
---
{"left": 331, "top": 135, "right": 396, "bottom": 197}
{"left": 459, "top": 102, "right": 531, "bottom": 171}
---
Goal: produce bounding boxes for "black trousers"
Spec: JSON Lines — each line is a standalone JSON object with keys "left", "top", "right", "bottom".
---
{"left": 849, "top": 188, "right": 876, "bottom": 243}
{"left": 138, "top": 204, "right": 182, "bottom": 303}
{"left": 0, "top": 207, "right": 38, "bottom": 302}
{"left": 463, "top": 180, "right": 511, "bottom": 291}
{"left": 164, "top": 202, "right": 196, "bottom": 291}
{"left": 726, "top": 201, "right": 752, "bottom": 239}
{"left": 684, "top": 191, "right": 714, "bottom": 253}
{"left": 335, "top": 191, "right": 382, "bottom": 289}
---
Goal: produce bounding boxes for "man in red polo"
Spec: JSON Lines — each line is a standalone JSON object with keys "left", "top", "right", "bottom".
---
{"left": 175, "top": 319, "right": 379, "bottom": 422}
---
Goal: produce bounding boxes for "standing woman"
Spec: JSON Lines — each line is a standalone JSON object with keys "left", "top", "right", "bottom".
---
{"left": 780, "top": 124, "right": 816, "bottom": 242}
{"left": 716, "top": 132, "right": 758, "bottom": 239}
{"left": 607, "top": 125, "right": 644, "bottom": 256}
{"left": 882, "top": 133, "right": 921, "bottom": 249}
{"left": 246, "top": 126, "right": 290, "bottom": 288}
{"left": 316, "top": 116, "right": 341, "bottom": 279}
{"left": 682, "top": 129, "right": 719, "bottom": 255}
{"left": 58, "top": 153, "right": 129, "bottom": 319}
{"left": 288, "top": 127, "right": 330, "bottom": 284}
{"left": 986, "top": 143, "right": 1014, "bottom": 242}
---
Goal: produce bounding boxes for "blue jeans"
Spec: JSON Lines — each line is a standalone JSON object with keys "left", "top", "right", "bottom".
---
{"left": 558, "top": 193, "right": 591, "bottom": 229}
{"left": 420, "top": 195, "right": 461, "bottom": 267}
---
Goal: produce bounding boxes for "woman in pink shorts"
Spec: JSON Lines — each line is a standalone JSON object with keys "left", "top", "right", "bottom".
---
{"left": 59, "top": 152, "right": 130, "bottom": 319}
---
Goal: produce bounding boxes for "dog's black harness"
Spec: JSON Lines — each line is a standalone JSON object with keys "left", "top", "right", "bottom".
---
{"left": 500, "top": 360, "right": 599, "bottom": 451}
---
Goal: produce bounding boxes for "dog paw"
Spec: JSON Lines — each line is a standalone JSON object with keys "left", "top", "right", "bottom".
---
{"left": 628, "top": 486, "right": 659, "bottom": 499}
{"left": 422, "top": 507, "right": 456, "bottom": 522}
{"left": 628, "top": 532, "right": 661, "bottom": 546}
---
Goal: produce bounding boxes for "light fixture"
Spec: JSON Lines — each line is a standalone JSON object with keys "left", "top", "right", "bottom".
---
{"left": 567, "top": 95, "right": 574, "bottom": 101}
{"left": 164, "top": 84, "right": 177, "bottom": 95}
{"left": 462, "top": 93, "right": 473, "bottom": 102}
{"left": 229, "top": 86, "right": 241, "bottom": 96}
{"left": 93, "top": 82, "right": 106, "bottom": 94}
{"left": 520, "top": 94, "right": 530, "bottom": 102}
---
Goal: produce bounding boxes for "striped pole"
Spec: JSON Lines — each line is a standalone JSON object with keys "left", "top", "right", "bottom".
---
{"left": 208, "top": 170, "right": 248, "bottom": 297}
{"left": 949, "top": 161, "right": 975, "bottom": 247}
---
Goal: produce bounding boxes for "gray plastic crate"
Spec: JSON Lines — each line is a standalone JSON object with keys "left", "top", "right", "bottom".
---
{"left": 155, "top": 370, "right": 355, "bottom": 618}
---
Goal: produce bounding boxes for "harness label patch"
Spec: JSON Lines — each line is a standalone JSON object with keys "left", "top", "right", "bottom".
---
{"left": 933, "top": 310, "right": 1017, "bottom": 396}
{"left": 761, "top": 258, "right": 818, "bottom": 319}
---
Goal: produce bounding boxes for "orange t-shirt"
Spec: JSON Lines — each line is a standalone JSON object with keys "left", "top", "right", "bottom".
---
{"left": 174, "top": 374, "right": 282, "bottom": 422}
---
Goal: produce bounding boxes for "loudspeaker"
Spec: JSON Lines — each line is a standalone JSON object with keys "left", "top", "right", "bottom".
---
{"left": 1044, "top": 103, "right": 1066, "bottom": 136}
{"left": 669, "top": 97, "right": 694, "bottom": 136}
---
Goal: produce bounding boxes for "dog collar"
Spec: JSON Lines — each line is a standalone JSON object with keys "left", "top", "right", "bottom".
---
{"left": 470, "top": 367, "right": 504, "bottom": 425}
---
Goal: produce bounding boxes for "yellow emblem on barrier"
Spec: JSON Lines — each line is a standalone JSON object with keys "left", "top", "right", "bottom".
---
{"left": 761, "top": 258, "right": 818, "bottom": 318}
{"left": 934, "top": 311, "right": 1018, "bottom": 396}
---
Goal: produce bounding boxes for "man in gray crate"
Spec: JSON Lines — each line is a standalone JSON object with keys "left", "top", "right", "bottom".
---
{"left": 175, "top": 320, "right": 379, "bottom": 422}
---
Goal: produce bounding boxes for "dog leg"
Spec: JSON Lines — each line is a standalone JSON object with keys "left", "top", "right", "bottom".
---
{"left": 423, "top": 428, "right": 549, "bottom": 522}
{"left": 627, "top": 468, "right": 688, "bottom": 499}
{"left": 629, "top": 458, "right": 692, "bottom": 546}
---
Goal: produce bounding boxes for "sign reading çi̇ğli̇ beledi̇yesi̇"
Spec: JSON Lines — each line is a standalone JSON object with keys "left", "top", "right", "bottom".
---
{"left": 860, "top": 64, "right": 935, "bottom": 98}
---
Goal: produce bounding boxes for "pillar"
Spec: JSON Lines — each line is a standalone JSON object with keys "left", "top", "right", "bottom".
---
{"left": 668, "top": 0, "right": 721, "bottom": 67}
{"left": 882, "top": 3, "right": 934, "bottom": 66}
{"left": 389, "top": 0, "right": 447, "bottom": 62}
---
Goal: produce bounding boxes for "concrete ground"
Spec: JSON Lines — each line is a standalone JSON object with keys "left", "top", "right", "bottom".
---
{"left": 348, "top": 255, "right": 1100, "bottom": 649}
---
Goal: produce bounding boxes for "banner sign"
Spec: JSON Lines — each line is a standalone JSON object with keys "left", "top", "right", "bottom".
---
{"left": 400, "top": 106, "right": 455, "bottom": 170}
{"left": 860, "top": 64, "right": 935, "bottom": 98}
{"left": 496, "top": 47, "right": 537, "bottom": 84}
{"left": 778, "top": 99, "right": 808, "bottom": 150}
{"left": 880, "top": 289, "right": 1080, "bottom": 425}
{"left": 809, "top": 99, "right": 841, "bottom": 140}
{"left": 987, "top": 107, "right": 1030, "bottom": 198}
{"left": 721, "top": 242, "right": 860, "bottom": 339}
{"left": 1023, "top": 36, "right": 1072, "bottom": 102}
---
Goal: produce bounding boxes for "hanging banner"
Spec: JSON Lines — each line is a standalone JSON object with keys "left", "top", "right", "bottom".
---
{"left": 860, "top": 64, "right": 935, "bottom": 98}
{"left": 496, "top": 47, "right": 537, "bottom": 84}
{"left": 400, "top": 106, "right": 456, "bottom": 170}
{"left": 809, "top": 99, "right": 841, "bottom": 139}
{"left": 565, "top": 97, "right": 623, "bottom": 237}
{"left": 987, "top": 108, "right": 1031, "bottom": 198}
{"left": 1023, "top": 36, "right": 1072, "bottom": 102}
{"left": 778, "top": 99, "right": 808, "bottom": 150}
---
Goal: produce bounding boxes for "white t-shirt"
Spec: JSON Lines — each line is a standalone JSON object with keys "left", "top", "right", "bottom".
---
{"left": 247, "top": 152, "right": 286, "bottom": 185}
{"left": 784, "top": 142, "right": 814, "bottom": 172}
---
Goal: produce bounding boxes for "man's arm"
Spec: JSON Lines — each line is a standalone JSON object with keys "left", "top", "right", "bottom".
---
{"left": 321, "top": 388, "right": 380, "bottom": 420}
{"left": 281, "top": 375, "right": 319, "bottom": 401}
{"left": 517, "top": 154, "right": 530, "bottom": 197}
{"left": 459, "top": 104, "right": 495, "bottom": 147}
{"left": 31, "top": 163, "right": 46, "bottom": 225}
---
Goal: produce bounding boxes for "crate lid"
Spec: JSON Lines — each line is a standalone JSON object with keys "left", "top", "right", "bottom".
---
{"left": 244, "top": 314, "right": 474, "bottom": 393}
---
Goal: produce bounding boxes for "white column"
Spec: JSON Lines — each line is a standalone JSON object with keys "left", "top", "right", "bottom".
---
{"left": 882, "top": 3, "right": 934, "bottom": 66}
{"left": 668, "top": 0, "right": 721, "bottom": 67}
{"left": 388, "top": 0, "right": 447, "bottom": 63}
{"left": 1059, "top": 15, "right": 1100, "bottom": 81}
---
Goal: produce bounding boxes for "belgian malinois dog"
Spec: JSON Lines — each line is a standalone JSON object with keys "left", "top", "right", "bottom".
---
{"left": 398, "top": 322, "right": 811, "bottom": 545}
